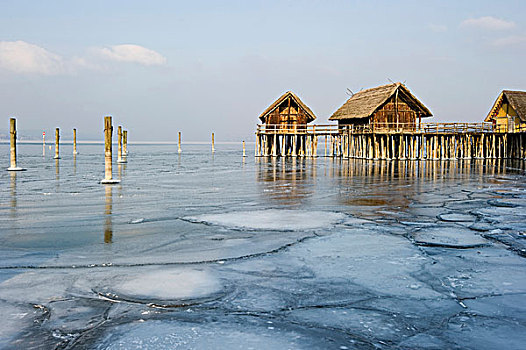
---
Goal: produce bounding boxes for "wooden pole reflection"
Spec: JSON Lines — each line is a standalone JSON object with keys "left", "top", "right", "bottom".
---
{"left": 73, "top": 154, "right": 77, "bottom": 176}
{"left": 55, "top": 158, "right": 59, "bottom": 181}
{"left": 104, "top": 185, "right": 113, "bottom": 244}
{"left": 10, "top": 172, "right": 16, "bottom": 216}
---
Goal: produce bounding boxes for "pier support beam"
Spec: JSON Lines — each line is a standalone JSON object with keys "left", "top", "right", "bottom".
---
{"left": 54, "top": 128, "right": 60, "bottom": 159}
{"left": 123, "top": 130, "right": 128, "bottom": 156}
{"left": 178, "top": 132, "right": 182, "bottom": 154}
{"left": 212, "top": 132, "right": 215, "bottom": 153}
{"left": 100, "top": 116, "right": 120, "bottom": 184}
{"left": 254, "top": 126, "right": 525, "bottom": 161}
{"left": 73, "top": 128, "right": 78, "bottom": 155}
{"left": 7, "top": 118, "right": 25, "bottom": 171}
{"left": 117, "top": 126, "right": 126, "bottom": 163}
{"left": 42, "top": 131, "right": 46, "bottom": 157}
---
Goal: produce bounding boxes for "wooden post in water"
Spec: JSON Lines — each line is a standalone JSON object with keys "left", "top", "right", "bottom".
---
{"left": 100, "top": 116, "right": 120, "bottom": 184}
{"left": 7, "top": 118, "right": 25, "bottom": 171}
{"left": 178, "top": 132, "right": 182, "bottom": 154}
{"left": 73, "top": 128, "right": 78, "bottom": 155}
{"left": 54, "top": 128, "right": 60, "bottom": 159}
{"left": 272, "top": 134, "right": 277, "bottom": 157}
{"left": 117, "top": 126, "right": 126, "bottom": 163}
{"left": 117, "top": 126, "right": 122, "bottom": 162}
{"left": 9, "top": 118, "right": 17, "bottom": 169}
{"left": 311, "top": 125, "right": 318, "bottom": 157}
{"left": 42, "top": 131, "right": 46, "bottom": 156}
{"left": 212, "top": 133, "right": 215, "bottom": 153}
{"left": 243, "top": 140, "right": 246, "bottom": 157}
{"left": 123, "top": 130, "right": 128, "bottom": 156}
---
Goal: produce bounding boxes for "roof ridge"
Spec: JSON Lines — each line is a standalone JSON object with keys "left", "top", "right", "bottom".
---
{"left": 258, "top": 91, "right": 317, "bottom": 122}
{"left": 354, "top": 82, "right": 399, "bottom": 95}
{"left": 329, "top": 83, "right": 431, "bottom": 121}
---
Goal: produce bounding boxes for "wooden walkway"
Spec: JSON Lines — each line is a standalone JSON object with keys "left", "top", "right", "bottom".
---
{"left": 255, "top": 122, "right": 526, "bottom": 159}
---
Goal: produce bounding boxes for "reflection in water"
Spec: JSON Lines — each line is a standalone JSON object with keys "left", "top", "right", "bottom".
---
{"left": 330, "top": 158, "right": 523, "bottom": 180}
{"left": 256, "top": 157, "right": 316, "bottom": 205}
{"left": 54, "top": 158, "right": 60, "bottom": 192}
{"left": 10, "top": 172, "right": 17, "bottom": 217}
{"left": 73, "top": 154, "right": 77, "bottom": 176}
{"left": 118, "top": 162, "right": 126, "bottom": 180}
{"left": 104, "top": 186, "right": 113, "bottom": 244}
{"left": 55, "top": 158, "right": 60, "bottom": 180}
{"left": 256, "top": 157, "right": 525, "bottom": 208}
{"left": 330, "top": 159, "right": 525, "bottom": 210}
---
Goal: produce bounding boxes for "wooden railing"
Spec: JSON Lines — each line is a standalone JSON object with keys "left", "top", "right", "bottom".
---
{"left": 493, "top": 123, "right": 526, "bottom": 133}
{"left": 256, "top": 122, "right": 501, "bottom": 134}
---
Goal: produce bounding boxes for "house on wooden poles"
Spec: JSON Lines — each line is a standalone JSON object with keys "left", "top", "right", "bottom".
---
{"left": 329, "top": 83, "right": 433, "bottom": 131}
{"left": 258, "top": 91, "right": 316, "bottom": 129}
{"left": 485, "top": 90, "right": 526, "bottom": 133}
{"left": 257, "top": 91, "right": 317, "bottom": 156}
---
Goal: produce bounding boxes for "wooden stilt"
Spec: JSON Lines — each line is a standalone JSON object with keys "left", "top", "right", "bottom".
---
{"left": 73, "top": 128, "right": 78, "bottom": 155}
{"left": 178, "top": 132, "right": 182, "bottom": 154}
{"left": 212, "top": 132, "right": 215, "bottom": 153}
{"left": 54, "top": 128, "right": 60, "bottom": 159}
{"left": 123, "top": 130, "right": 128, "bottom": 156}
{"left": 7, "top": 118, "right": 25, "bottom": 171}
{"left": 117, "top": 126, "right": 126, "bottom": 163}
{"left": 101, "top": 116, "right": 119, "bottom": 184}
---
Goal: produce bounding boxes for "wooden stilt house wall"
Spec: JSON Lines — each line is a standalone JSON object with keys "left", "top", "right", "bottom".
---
{"left": 258, "top": 91, "right": 316, "bottom": 130}
{"left": 485, "top": 90, "right": 526, "bottom": 133}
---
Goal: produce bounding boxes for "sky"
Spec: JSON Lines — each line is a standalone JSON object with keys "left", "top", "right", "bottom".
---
{"left": 0, "top": 0, "right": 525, "bottom": 141}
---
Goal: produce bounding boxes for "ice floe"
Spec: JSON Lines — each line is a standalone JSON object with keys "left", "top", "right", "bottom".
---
{"left": 413, "top": 226, "right": 490, "bottom": 248}
{"left": 95, "top": 317, "right": 354, "bottom": 350}
{"left": 437, "top": 213, "right": 476, "bottom": 223}
{"left": 102, "top": 269, "right": 222, "bottom": 303}
{"left": 185, "top": 209, "right": 346, "bottom": 231}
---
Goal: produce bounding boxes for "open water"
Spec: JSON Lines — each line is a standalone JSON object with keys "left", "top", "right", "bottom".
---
{"left": 1, "top": 143, "right": 526, "bottom": 349}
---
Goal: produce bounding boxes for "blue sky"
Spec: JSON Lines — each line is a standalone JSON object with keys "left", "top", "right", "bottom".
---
{"left": 1, "top": 0, "right": 525, "bottom": 141}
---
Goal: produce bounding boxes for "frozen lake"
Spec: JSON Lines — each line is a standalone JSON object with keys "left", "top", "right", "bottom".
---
{"left": 1, "top": 143, "right": 526, "bottom": 349}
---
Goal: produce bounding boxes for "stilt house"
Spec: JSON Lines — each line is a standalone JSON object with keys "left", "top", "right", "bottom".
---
{"left": 329, "top": 83, "right": 432, "bottom": 130}
{"left": 259, "top": 91, "right": 316, "bottom": 131}
{"left": 485, "top": 90, "right": 526, "bottom": 133}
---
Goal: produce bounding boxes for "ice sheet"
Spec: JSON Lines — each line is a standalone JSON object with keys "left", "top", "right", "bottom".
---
{"left": 108, "top": 268, "right": 222, "bottom": 302}
{"left": 1, "top": 145, "right": 526, "bottom": 349}
{"left": 185, "top": 209, "right": 347, "bottom": 231}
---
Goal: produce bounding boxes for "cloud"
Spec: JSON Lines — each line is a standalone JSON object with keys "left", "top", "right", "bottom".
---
{"left": 492, "top": 35, "right": 526, "bottom": 46}
{"left": 428, "top": 24, "right": 447, "bottom": 33}
{"left": 0, "top": 41, "right": 167, "bottom": 75}
{"left": 460, "top": 16, "right": 516, "bottom": 30}
{"left": 96, "top": 44, "right": 166, "bottom": 66}
{"left": 0, "top": 41, "right": 65, "bottom": 74}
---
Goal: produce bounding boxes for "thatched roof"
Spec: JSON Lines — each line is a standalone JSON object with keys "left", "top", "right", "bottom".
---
{"left": 329, "top": 83, "right": 432, "bottom": 120}
{"left": 259, "top": 91, "right": 316, "bottom": 122}
{"left": 485, "top": 90, "right": 526, "bottom": 122}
